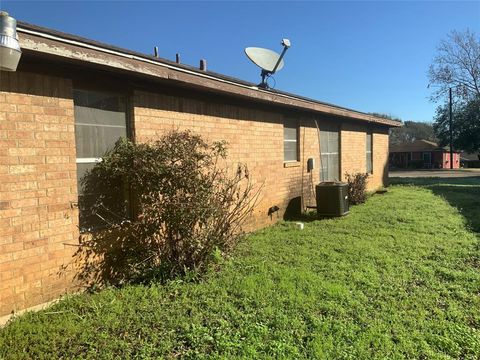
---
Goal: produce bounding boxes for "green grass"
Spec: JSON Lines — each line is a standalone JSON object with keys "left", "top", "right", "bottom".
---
{"left": 1, "top": 178, "right": 480, "bottom": 359}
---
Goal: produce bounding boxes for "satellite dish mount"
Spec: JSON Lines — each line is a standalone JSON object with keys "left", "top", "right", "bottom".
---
{"left": 245, "top": 39, "right": 291, "bottom": 89}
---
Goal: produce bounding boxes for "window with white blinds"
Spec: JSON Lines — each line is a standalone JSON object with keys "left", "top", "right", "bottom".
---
{"left": 366, "top": 131, "right": 373, "bottom": 173}
{"left": 284, "top": 119, "right": 299, "bottom": 162}
{"left": 320, "top": 126, "right": 340, "bottom": 182}
{"left": 73, "top": 89, "right": 128, "bottom": 230}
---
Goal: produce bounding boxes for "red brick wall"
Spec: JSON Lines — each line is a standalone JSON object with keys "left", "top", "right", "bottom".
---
{"left": 0, "top": 72, "right": 79, "bottom": 317}
{"left": 340, "top": 122, "right": 389, "bottom": 190}
{"left": 134, "top": 90, "right": 390, "bottom": 226}
{"left": 371, "top": 128, "right": 390, "bottom": 189}
{"left": 134, "top": 90, "right": 323, "bottom": 229}
{"left": 0, "top": 73, "right": 390, "bottom": 317}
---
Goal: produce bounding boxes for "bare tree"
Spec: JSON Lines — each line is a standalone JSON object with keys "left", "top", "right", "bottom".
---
{"left": 428, "top": 29, "right": 480, "bottom": 102}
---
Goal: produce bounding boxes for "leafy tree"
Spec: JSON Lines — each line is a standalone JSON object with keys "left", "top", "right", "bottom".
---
{"left": 428, "top": 29, "right": 480, "bottom": 102}
{"left": 433, "top": 97, "right": 480, "bottom": 153}
{"left": 389, "top": 121, "right": 437, "bottom": 145}
{"left": 369, "top": 113, "right": 437, "bottom": 145}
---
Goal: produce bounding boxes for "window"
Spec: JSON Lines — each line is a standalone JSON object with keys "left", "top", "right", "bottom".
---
{"left": 284, "top": 119, "right": 299, "bottom": 162}
{"left": 422, "top": 152, "right": 431, "bottom": 164}
{"left": 320, "top": 126, "right": 340, "bottom": 182}
{"left": 366, "top": 131, "right": 373, "bottom": 173}
{"left": 73, "top": 89, "right": 128, "bottom": 230}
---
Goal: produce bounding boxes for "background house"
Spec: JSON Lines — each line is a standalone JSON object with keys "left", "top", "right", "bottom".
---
{"left": 0, "top": 20, "right": 400, "bottom": 318}
{"left": 461, "top": 153, "right": 480, "bottom": 168}
{"left": 389, "top": 139, "right": 460, "bottom": 169}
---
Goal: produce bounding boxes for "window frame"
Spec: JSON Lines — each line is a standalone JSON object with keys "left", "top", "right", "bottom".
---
{"left": 422, "top": 152, "right": 432, "bottom": 164}
{"left": 283, "top": 118, "right": 300, "bottom": 163}
{"left": 73, "top": 86, "right": 133, "bottom": 232}
{"left": 319, "top": 125, "right": 340, "bottom": 182}
{"left": 366, "top": 130, "right": 373, "bottom": 174}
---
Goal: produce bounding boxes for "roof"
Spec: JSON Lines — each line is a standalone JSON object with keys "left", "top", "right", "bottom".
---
{"left": 461, "top": 153, "right": 480, "bottom": 161}
{"left": 15, "top": 20, "right": 402, "bottom": 127}
{"left": 390, "top": 139, "right": 454, "bottom": 153}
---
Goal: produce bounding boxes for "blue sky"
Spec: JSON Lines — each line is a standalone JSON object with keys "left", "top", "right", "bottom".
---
{"left": 2, "top": 1, "right": 479, "bottom": 122}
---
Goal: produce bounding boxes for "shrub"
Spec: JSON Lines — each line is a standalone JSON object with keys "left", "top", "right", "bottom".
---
{"left": 74, "top": 131, "right": 259, "bottom": 287}
{"left": 345, "top": 172, "right": 369, "bottom": 205}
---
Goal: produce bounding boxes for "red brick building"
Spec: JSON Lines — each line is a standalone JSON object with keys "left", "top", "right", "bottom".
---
{"left": 389, "top": 139, "right": 460, "bottom": 169}
{"left": 0, "top": 21, "right": 401, "bottom": 318}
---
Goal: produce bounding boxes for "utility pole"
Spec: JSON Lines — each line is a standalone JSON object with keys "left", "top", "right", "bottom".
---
{"left": 449, "top": 87, "right": 453, "bottom": 169}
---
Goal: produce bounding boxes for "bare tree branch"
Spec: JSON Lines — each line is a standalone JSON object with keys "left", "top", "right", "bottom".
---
{"left": 429, "top": 29, "right": 480, "bottom": 102}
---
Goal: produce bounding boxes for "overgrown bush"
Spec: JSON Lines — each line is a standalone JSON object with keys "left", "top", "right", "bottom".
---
{"left": 74, "top": 131, "right": 259, "bottom": 287}
{"left": 345, "top": 172, "right": 368, "bottom": 205}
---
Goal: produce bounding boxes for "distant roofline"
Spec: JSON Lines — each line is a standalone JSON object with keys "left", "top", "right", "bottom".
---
{"left": 390, "top": 139, "right": 458, "bottom": 153}
{"left": 16, "top": 20, "right": 402, "bottom": 127}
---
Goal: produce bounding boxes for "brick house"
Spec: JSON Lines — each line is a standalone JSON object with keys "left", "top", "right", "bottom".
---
{"left": 461, "top": 152, "right": 480, "bottom": 168}
{"left": 389, "top": 139, "right": 460, "bottom": 169}
{"left": 0, "top": 20, "right": 401, "bottom": 318}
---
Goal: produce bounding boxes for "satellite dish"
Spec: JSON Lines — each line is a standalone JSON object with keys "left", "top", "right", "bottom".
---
{"left": 245, "top": 39, "right": 291, "bottom": 89}
{"left": 245, "top": 47, "right": 285, "bottom": 72}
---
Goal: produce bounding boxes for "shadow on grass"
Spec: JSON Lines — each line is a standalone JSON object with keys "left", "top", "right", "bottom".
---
{"left": 286, "top": 211, "right": 327, "bottom": 223}
{"left": 283, "top": 197, "right": 334, "bottom": 223}
{"left": 390, "top": 176, "right": 480, "bottom": 234}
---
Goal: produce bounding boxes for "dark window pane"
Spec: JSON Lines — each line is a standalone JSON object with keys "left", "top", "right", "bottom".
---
{"left": 73, "top": 89, "right": 126, "bottom": 112}
{"left": 76, "top": 162, "right": 97, "bottom": 195}
{"left": 75, "top": 123, "right": 127, "bottom": 158}
{"left": 284, "top": 118, "right": 297, "bottom": 129}
{"left": 78, "top": 192, "right": 129, "bottom": 232}
{"left": 77, "top": 161, "right": 129, "bottom": 232}
{"left": 74, "top": 105, "right": 127, "bottom": 127}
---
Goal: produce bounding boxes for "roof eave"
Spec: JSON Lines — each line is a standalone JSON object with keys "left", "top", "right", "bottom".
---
{"left": 16, "top": 22, "right": 402, "bottom": 127}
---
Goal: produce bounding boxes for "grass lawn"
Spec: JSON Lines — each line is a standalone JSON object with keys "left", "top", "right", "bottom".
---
{"left": 1, "top": 177, "right": 479, "bottom": 359}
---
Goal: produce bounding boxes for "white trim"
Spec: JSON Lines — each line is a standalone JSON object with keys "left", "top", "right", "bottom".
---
{"left": 284, "top": 139, "right": 297, "bottom": 142}
{"left": 75, "top": 122, "right": 126, "bottom": 129}
{"left": 76, "top": 158, "right": 102, "bottom": 164}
